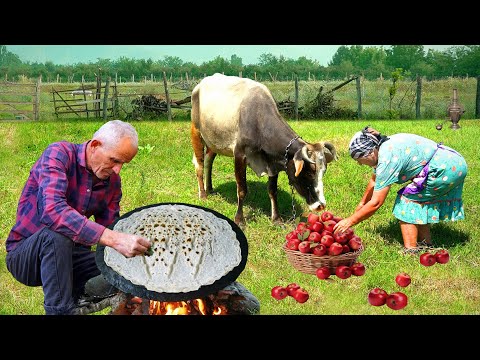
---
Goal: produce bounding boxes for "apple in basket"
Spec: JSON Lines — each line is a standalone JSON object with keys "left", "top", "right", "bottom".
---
{"left": 348, "top": 236, "right": 363, "bottom": 251}
{"left": 298, "top": 241, "right": 311, "bottom": 254}
{"left": 312, "top": 243, "right": 327, "bottom": 256}
{"left": 321, "top": 211, "right": 334, "bottom": 222}
{"left": 320, "top": 234, "right": 335, "bottom": 247}
{"left": 328, "top": 242, "right": 344, "bottom": 256}
{"left": 286, "top": 238, "right": 301, "bottom": 251}
{"left": 308, "top": 231, "right": 322, "bottom": 243}
{"left": 310, "top": 221, "right": 324, "bottom": 233}
{"left": 333, "top": 231, "right": 349, "bottom": 245}
{"left": 323, "top": 220, "right": 337, "bottom": 233}
{"left": 307, "top": 212, "right": 320, "bottom": 225}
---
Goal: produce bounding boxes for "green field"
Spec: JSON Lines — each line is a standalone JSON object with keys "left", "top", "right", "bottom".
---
{"left": 0, "top": 118, "right": 479, "bottom": 315}
{"left": 1, "top": 77, "right": 477, "bottom": 121}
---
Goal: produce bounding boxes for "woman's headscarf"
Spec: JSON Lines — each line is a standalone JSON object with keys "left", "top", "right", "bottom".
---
{"left": 349, "top": 126, "right": 389, "bottom": 159}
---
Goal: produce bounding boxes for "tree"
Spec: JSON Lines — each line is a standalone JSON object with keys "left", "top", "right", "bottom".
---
{"left": 385, "top": 45, "right": 425, "bottom": 74}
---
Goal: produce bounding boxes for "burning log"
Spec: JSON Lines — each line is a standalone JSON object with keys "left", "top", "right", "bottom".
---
{"left": 117, "top": 281, "right": 259, "bottom": 315}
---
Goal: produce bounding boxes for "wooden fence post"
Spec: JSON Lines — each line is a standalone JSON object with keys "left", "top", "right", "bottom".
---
{"left": 294, "top": 75, "right": 299, "bottom": 120}
{"left": 162, "top": 71, "right": 172, "bottom": 121}
{"left": 95, "top": 71, "right": 101, "bottom": 118}
{"left": 476, "top": 76, "right": 480, "bottom": 119}
{"left": 103, "top": 77, "right": 110, "bottom": 120}
{"left": 112, "top": 80, "right": 119, "bottom": 118}
{"left": 416, "top": 75, "right": 422, "bottom": 119}
{"left": 34, "top": 76, "right": 41, "bottom": 120}
{"left": 356, "top": 76, "right": 362, "bottom": 119}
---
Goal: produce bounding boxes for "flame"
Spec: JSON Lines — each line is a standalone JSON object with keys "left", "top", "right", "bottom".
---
{"left": 149, "top": 298, "right": 224, "bottom": 315}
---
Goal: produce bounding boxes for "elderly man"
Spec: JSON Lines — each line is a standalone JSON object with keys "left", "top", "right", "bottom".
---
{"left": 5, "top": 120, "right": 151, "bottom": 315}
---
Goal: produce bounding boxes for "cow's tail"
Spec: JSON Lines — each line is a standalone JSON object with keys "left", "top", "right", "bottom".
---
{"left": 190, "top": 85, "right": 204, "bottom": 169}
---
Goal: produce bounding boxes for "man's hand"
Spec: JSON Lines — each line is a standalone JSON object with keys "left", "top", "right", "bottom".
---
{"left": 99, "top": 228, "right": 152, "bottom": 258}
{"left": 115, "top": 232, "right": 152, "bottom": 257}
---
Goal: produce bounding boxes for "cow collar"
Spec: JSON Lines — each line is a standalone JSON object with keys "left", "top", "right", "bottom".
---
{"left": 284, "top": 135, "right": 301, "bottom": 169}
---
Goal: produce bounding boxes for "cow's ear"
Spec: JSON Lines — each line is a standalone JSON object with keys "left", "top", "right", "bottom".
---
{"left": 323, "top": 142, "right": 338, "bottom": 163}
{"left": 293, "top": 147, "right": 309, "bottom": 177}
{"left": 294, "top": 159, "right": 304, "bottom": 177}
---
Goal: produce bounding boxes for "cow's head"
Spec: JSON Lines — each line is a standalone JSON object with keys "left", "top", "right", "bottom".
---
{"left": 286, "top": 142, "right": 337, "bottom": 211}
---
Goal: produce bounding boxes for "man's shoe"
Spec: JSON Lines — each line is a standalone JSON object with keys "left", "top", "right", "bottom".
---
{"left": 77, "top": 275, "right": 119, "bottom": 306}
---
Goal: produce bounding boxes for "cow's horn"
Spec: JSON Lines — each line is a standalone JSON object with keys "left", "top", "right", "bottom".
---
{"left": 301, "top": 145, "right": 315, "bottom": 164}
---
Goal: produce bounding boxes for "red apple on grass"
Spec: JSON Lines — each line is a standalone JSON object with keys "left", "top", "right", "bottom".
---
{"left": 316, "top": 266, "right": 331, "bottom": 280}
{"left": 386, "top": 291, "right": 408, "bottom": 310}
{"left": 435, "top": 249, "right": 450, "bottom": 264}
{"left": 271, "top": 286, "right": 288, "bottom": 300}
{"left": 335, "top": 265, "right": 352, "bottom": 279}
{"left": 332, "top": 215, "right": 343, "bottom": 223}
{"left": 368, "top": 288, "right": 388, "bottom": 306}
{"left": 420, "top": 252, "right": 437, "bottom": 266}
{"left": 292, "top": 288, "right": 309, "bottom": 303}
{"left": 286, "top": 283, "right": 300, "bottom": 297}
{"left": 395, "top": 272, "right": 411, "bottom": 287}
{"left": 350, "top": 262, "right": 366, "bottom": 276}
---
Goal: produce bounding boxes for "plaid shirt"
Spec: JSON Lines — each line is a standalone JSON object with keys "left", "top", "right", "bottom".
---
{"left": 6, "top": 140, "right": 122, "bottom": 252}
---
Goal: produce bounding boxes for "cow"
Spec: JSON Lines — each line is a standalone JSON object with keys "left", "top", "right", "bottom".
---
{"left": 190, "top": 73, "right": 337, "bottom": 226}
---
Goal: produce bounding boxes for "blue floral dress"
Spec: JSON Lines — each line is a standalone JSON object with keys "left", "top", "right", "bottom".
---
{"left": 373, "top": 133, "right": 467, "bottom": 224}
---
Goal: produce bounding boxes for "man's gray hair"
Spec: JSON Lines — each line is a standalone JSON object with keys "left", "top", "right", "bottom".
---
{"left": 93, "top": 120, "right": 138, "bottom": 149}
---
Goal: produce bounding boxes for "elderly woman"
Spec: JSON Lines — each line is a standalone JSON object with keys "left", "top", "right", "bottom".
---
{"left": 333, "top": 126, "right": 468, "bottom": 253}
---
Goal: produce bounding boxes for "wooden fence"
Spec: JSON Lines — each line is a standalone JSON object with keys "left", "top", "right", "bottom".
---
{"left": 52, "top": 77, "right": 118, "bottom": 120}
{"left": 0, "top": 80, "right": 40, "bottom": 120}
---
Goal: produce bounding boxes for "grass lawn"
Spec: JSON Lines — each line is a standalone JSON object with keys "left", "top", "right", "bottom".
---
{"left": 0, "top": 117, "right": 479, "bottom": 315}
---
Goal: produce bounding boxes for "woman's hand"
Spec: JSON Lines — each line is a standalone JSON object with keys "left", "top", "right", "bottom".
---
{"left": 333, "top": 217, "right": 354, "bottom": 234}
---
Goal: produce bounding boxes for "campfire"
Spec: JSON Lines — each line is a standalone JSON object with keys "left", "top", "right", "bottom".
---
{"left": 148, "top": 298, "right": 225, "bottom": 315}
{"left": 127, "top": 281, "right": 260, "bottom": 315}
{"left": 76, "top": 281, "right": 260, "bottom": 315}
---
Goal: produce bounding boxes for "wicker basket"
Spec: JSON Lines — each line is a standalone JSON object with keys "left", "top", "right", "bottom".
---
{"left": 283, "top": 243, "right": 364, "bottom": 275}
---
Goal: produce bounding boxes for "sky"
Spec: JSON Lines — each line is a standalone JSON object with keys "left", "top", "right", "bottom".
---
{"left": 6, "top": 45, "right": 453, "bottom": 67}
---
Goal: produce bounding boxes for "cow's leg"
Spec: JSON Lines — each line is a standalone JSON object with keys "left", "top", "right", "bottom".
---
{"left": 190, "top": 123, "right": 207, "bottom": 199}
{"left": 268, "top": 174, "right": 281, "bottom": 223}
{"left": 233, "top": 151, "right": 248, "bottom": 226}
{"left": 204, "top": 147, "right": 217, "bottom": 194}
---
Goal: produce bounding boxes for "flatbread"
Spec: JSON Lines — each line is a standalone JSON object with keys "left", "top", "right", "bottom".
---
{"left": 103, "top": 204, "right": 242, "bottom": 293}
